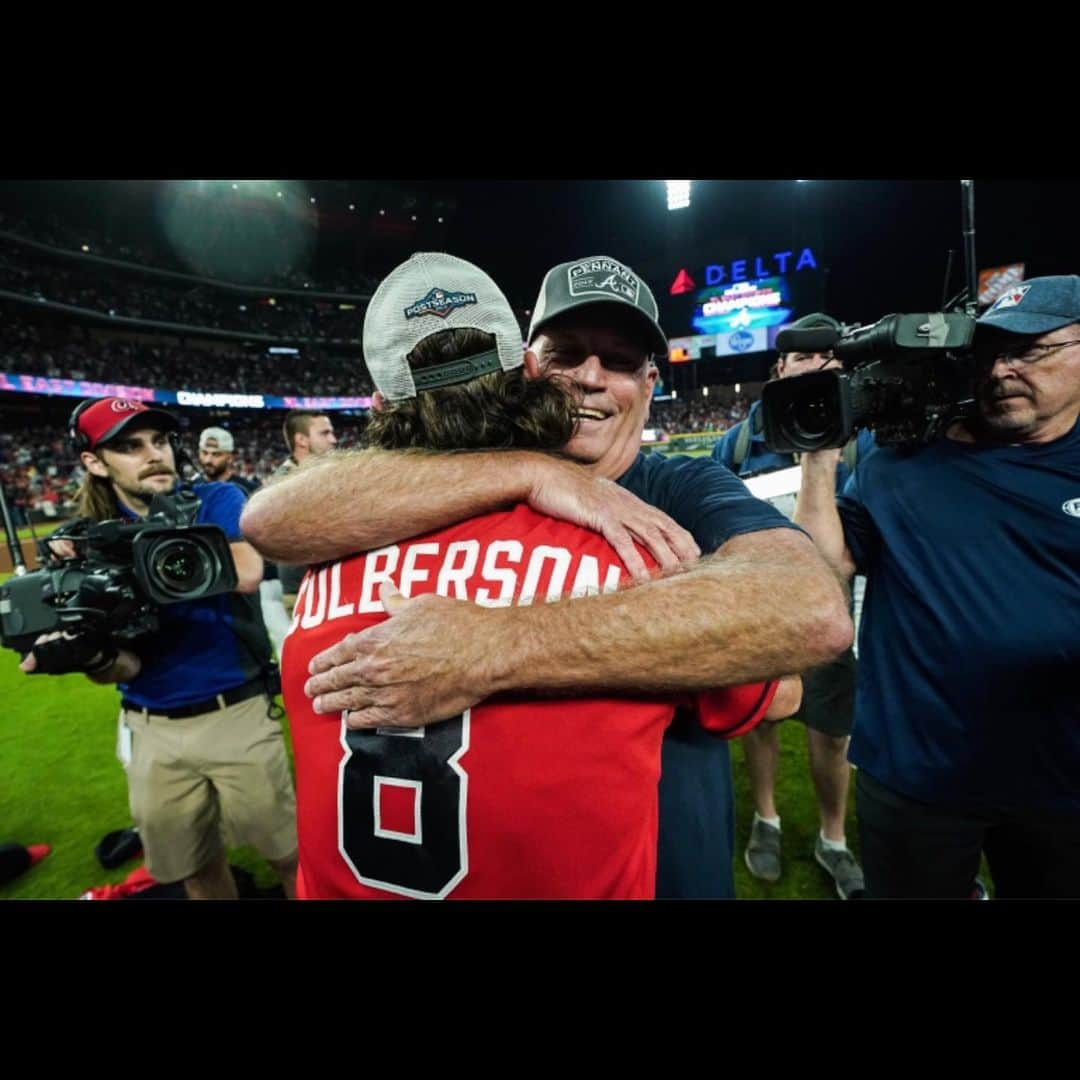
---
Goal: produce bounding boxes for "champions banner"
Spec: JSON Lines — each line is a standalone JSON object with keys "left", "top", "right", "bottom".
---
{"left": 0, "top": 371, "right": 372, "bottom": 411}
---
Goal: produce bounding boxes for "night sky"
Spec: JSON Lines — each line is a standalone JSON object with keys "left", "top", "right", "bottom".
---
{"left": 2, "top": 178, "right": 1076, "bottom": 332}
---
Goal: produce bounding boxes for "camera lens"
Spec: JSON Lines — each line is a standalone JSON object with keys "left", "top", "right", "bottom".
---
{"left": 161, "top": 551, "right": 196, "bottom": 583}
{"left": 150, "top": 538, "right": 212, "bottom": 597}
{"left": 787, "top": 395, "right": 834, "bottom": 445}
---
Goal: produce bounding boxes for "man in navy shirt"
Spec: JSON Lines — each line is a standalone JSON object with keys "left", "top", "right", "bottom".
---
{"left": 243, "top": 255, "right": 853, "bottom": 899}
{"left": 20, "top": 398, "right": 298, "bottom": 900}
{"left": 795, "top": 276, "right": 1080, "bottom": 898}
{"left": 715, "top": 313, "right": 874, "bottom": 899}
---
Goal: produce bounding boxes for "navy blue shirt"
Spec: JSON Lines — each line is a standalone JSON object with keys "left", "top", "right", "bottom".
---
{"left": 119, "top": 482, "right": 272, "bottom": 710}
{"left": 620, "top": 450, "right": 802, "bottom": 551}
{"left": 714, "top": 400, "right": 877, "bottom": 488}
{"left": 839, "top": 420, "right": 1080, "bottom": 813}
{"left": 619, "top": 451, "right": 801, "bottom": 897}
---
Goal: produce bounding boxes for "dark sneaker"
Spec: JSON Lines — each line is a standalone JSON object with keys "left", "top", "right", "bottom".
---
{"left": 814, "top": 835, "right": 866, "bottom": 899}
{"left": 745, "top": 819, "right": 782, "bottom": 883}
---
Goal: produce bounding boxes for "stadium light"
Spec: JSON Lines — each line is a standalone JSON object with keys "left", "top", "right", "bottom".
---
{"left": 310, "top": 197, "right": 316, "bottom": 204}
{"left": 438, "top": 216, "right": 444, "bottom": 223}
{"left": 349, "top": 204, "right": 355, "bottom": 210}
{"left": 232, "top": 183, "right": 239, "bottom": 190}
{"left": 702, "top": 386, "right": 709, "bottom": 396}
{"left": 666, "top": 181, "right": 691, "bottom": 211}
{"left": 277, "top": 191, "right": 283, "bottom": 198}
{"left": 735, "top": 383, "right": 741, "bottom": 393}
{"left": 81, "top": 244, "right": 89, "bottom": 252}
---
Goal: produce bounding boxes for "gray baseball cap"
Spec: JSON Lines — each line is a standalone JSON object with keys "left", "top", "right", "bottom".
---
{"left": 527, "top": 255, "right": 669, "bottom": 357}
{"left": 364, "top": 252, "right": 524, "bottom": 402}
{"left": 198, "top": 426, "right": 235, "bottom": 452}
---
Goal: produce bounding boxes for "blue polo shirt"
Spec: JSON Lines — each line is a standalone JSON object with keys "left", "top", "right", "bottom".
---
{"left": 618, "top": 451, "right": 802, "bottom": 897}
{"left": 714, "top": 400, "right": 877, "bottom": 487}
{"left": 118, "top": 482, "right": 272, "bottom": 710}
{"left": 839, "top": 420, "right": 1080, "bottom": 814}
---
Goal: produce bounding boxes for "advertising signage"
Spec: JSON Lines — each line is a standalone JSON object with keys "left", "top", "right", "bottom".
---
{"left": 663, "top": 246, "right": 824, "bottom": 340}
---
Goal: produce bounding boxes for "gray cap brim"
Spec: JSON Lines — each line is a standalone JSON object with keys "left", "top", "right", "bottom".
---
{"left": 529, "top": 299, "right": 669, "bottom": 358}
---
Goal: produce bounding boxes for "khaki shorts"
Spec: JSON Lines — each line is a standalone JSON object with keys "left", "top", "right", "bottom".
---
{"left": 120, "top": 693, "right": 297, "bottom": 884}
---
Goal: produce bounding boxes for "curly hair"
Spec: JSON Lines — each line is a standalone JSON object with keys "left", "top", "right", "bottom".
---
{"left": 365, "top": 329, "right": 579, "bottom": 452}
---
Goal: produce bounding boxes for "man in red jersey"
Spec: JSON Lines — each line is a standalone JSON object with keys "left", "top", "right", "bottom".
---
{"left": 280, "top": 253, "right": 796, "bottom": 899}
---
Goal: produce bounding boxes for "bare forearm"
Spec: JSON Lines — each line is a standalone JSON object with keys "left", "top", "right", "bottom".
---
{"left": 793, "top": 456, "right": 856, "bottom": 582}
{"left": 490, "top": 530, "right": 853, "bottom": 695}
{"left": 230, "top": 540, "right": 264, "bottom": 593}
{"left": 241, "top": 448, "right": 536, "bottom": 563}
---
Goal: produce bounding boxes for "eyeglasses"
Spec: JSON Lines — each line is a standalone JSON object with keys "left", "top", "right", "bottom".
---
{"left": 981, "top": 339, "right": 1080, "bottom": 366}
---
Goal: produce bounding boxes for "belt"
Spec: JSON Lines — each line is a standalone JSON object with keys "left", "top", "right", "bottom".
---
{"left": 122, "top": 677, "right": 266, "bottom": 720}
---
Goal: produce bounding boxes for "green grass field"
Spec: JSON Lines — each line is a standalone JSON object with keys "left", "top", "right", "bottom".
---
{"left": 0, "top": 652, "right": 860, "bottom": 901}
{"left": 1, "top": 568, "right": 870, "bottom": 901}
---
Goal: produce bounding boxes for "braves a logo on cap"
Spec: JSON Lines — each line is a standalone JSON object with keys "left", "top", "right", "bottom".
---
{"left": 1063, "top": 498, "right": 1080, "bottom": 519}
{"left": 110, "top": 399, "right": 143, "bottom": 413}
{"left": 989, "top": 284, "right": 1032, "bottom": 311}
{"left": 567, "top": 259, "right": 641, "bottom": 305}
{"left": 404, "top": 288, "right": 478, "bottom": 320}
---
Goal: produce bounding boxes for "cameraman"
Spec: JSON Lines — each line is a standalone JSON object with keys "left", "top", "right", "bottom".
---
{"left": 795, "top": 277, "right": 1080, "bottom": 898}
{"left": 19, "top": 397, "right": 298, "bottom": 900}
{"left": 714, "top": 313, "right": 875, "bottom": 899}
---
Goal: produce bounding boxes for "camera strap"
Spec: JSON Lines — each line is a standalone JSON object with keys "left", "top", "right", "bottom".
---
{"left": 224, "top": 604, "right": 284, "bottom": 721}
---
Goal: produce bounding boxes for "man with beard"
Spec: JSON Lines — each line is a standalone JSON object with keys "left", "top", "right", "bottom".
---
{"left": 198, "top": 426, "right": 260, "bottom": 496}
{"left": 19, "top": 398, "right": 298, "bottom": 899}
{"left": 795, "top": 276, "right": 1080, "bottom": 898}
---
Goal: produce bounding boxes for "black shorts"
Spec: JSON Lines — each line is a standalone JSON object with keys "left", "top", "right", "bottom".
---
{"left": 795, "top": 646, "right": 856, "bottom": 738}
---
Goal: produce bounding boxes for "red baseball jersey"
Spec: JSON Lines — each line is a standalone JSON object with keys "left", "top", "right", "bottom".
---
{"left": 282, "top": 504, "right": 775, "bottom": 899}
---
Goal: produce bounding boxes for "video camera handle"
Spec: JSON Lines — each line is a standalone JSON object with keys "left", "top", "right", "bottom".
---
{"left": 961, "top": 180, "right": 977, "bottom": 318}
{"left": 0, "top": 478, "right": 29, "bottom": 577}
{"left": 943, "top": 181, "right": 979, "bottom": 315}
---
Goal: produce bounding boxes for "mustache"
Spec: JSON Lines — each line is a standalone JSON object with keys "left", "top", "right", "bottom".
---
{"left": 139, "top": 466, "right": 177, "bottom": 480}
{"left": 979, "top": 379, "right": 1031, "bottom": 400}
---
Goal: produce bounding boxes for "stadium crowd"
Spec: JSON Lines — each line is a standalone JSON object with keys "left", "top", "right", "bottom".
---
{"left": 0, "top": 312, "right": 373, "bottom": 398}
{"left": 0, "top": 242, "right": 365, "bottom": 343}
{"left": 649, "top": 394, "right": 748, "bottom": 435}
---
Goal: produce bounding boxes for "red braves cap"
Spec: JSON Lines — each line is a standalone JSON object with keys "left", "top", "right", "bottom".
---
{"left": 75, "top": 397, "right": 179, "bottom": 451}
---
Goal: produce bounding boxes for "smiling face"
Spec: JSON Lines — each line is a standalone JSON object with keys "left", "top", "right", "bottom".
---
{"left": 529, "top": 306, "right": 658, "bottom": 478}
{"left": 82, "top": 425, "right": 177, "bottom": 515}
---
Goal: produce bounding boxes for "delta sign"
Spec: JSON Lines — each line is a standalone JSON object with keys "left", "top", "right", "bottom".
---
{"left": 669, "top": 247, "right": 820, "bottom": 336}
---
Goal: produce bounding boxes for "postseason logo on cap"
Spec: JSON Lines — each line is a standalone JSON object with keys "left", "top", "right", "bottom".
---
{"left": 567, "top": 258, "right": 641, "bottom": 305}
{"left": 404, "top": 287, "right": 479, "bottom": 321}
{"left": 988, "top": 284, "right": 1032, "bottom": 312}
